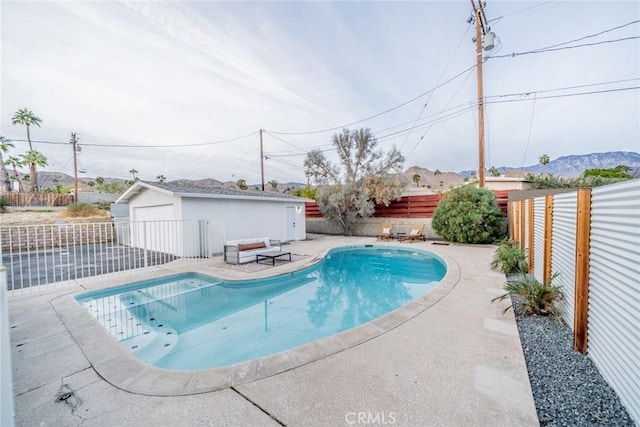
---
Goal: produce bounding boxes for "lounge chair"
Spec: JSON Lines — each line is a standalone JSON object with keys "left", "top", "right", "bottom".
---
{"left": 376, "top": 223, "right": 394, "bottom": 241}
{"left": 402, "top": 224, "right": 426, "bottom": 243}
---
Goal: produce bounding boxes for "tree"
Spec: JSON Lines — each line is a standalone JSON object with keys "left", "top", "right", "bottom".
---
{"left": 21, "top": 150, "right": 47, "bottom": 193}
{"left": 269, "top": 179, "right": 278, "bottom": 190}
{"left": 583, "top": 165, "right": 632, "bottom": 179}
{"left": 538, "top": 154, "right": 550, "bottom": 167}
{"left": 304, "top": 128, "right": 405, "bottom": 235}
{"left": 539, "top": 154, "right": 551, "bottom": 174}
{"left": 412, "top": 173, "right": 421, "bottom": 187}
{"left": 156, "top": 174, "right": 166, "bottom": 183}
{"left": 129, "top": 169, "right": 139, "bottom": 182}
{"left": 489, "top": 166, "right": 500, "bottom": 177}
{"left": 12, "top": 108, "right": 44, "bottom": 192}
{"left": 432, "top": 185, "right": 505, "bottom": 243}
{"left": 5, "top": 155, "right": 23, "bottom": 193}
{"left": 95, "top": 176, "right": 105, "bottom": 185}
{"left": 0, "top": 136, "right": 15, "bottom": 193}
{"left": 236, "top": 178, "right": 248, "bottom": 190}
{"left": 11, "top": 108, "right": 41, "bottom": 151}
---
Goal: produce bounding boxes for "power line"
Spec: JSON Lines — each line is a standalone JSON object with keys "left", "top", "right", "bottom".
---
{"left": 8, "top": 131, "right": 259, "bottom": 148}
{"left": 398, "top": 23, "right": 472, "bottom": 152}
{"left": 487, "top": 1, "right": 555, "bottom": 24}
{"left": 485, "top": 78, "right": 640, "bottom": 99}
{"left": 485, "top": 86, "right": 639, "bottom": 104}
{"left": 267, "top": 64, "right": 479, "bottom": 136}
{"left": 489, "top": 36, "right": 640, "bottom": 59}
{"left": 487, "top": 19, "right": 640, "bottom": 60}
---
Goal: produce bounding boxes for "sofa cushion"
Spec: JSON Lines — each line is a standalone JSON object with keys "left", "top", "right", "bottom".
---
{"left": 238, "top": 241, "right": 267, "bottom": 251}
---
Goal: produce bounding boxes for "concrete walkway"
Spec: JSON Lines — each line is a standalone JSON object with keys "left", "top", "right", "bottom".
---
{"left": 8, "top": 236, "right": 538, "bottom": 426}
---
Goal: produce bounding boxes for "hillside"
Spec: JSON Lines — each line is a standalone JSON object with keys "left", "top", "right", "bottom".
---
{"left": 461, "top": 151, "right": 640, "bottom": 178}
{"left": 29, "top": 151, "right": 640, "bottom": 192}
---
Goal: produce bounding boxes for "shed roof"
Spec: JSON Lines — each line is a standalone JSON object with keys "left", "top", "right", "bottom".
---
{"left": 116, "top": 181, "right": 311, "bottom": 204}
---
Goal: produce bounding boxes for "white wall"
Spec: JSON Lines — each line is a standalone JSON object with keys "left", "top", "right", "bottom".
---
{"left": 127, "top": 188, "right": 181, "bottom": 221}
{"left": 182, "top": 197, "right": 306, "bottom": 242}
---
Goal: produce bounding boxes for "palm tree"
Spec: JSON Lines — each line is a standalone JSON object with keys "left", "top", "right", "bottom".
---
{"left": 12, "top": 108, "right": 44, "bottom": 193}
{"left": 433, "top": 169, "right": 441, "bottom": 188}
{"left": 236, "top": 179, "right": 248, "bottom": 190}
{"left": 6, "top": 155, "right": 24, "bottom": 193}
{"left": 21, "top": 150, "right": 48, "bottom": 192}
{"left": 156, "top": 174, "right": 166, "bottom": 183}
{"left": 539, "top": 154, "right": 551, "bottom": 174}
{"left": 0, "top": 136, "right": 15, "bottom": 192}
{"left": 489, "top": 166, "right": 501, "bottom": 177}
{"left": 11, "top": 108, "right": 42, "bottom": 151}
{"left": 129, "top": 169, "right": 138, "bottom": 182}
{"left": 412, "top": 174, "right": 421, "bottom": 187}
{"left": 268, "top": 179, "right": 278, "bottom": 190}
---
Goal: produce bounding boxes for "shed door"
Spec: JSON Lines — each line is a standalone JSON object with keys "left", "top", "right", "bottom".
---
{"left": 133, "top": 204, "right": 174, "bottom": 222}
{"left": 286, "top": 206, "right": 296, "bottom": 242}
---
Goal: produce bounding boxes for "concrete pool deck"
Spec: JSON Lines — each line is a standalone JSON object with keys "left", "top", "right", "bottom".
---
{"left": 8, "top": 235, "right": 539, "bottom": 426}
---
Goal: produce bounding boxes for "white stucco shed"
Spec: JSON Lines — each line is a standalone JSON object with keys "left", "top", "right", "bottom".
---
{"left": 116, "top": 181, "right": 310, "bottom": 255}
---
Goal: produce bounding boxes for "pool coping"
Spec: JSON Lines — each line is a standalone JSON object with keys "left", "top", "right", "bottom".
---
{"left": 51, "top": 245, "right": 461, "bottom": 396}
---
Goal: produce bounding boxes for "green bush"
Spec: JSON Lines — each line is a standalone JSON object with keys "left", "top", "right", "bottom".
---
{"left": 432, "top": 185, "right": 505, "bottom": 244}
{"left": 491, "top": 240, "right": 528, "bottom": 274}
{"left": 492, "top": 274, "right": 562, "bottom": 316}
{"left": 0, "top": 197, "right": 6, "bottom": 212}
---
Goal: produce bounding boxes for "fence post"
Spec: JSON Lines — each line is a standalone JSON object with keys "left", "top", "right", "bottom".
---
{"left": 142, "top": 221, "right": 148, "bottom": 268}
{"left": 574, "top": 188, "right": 592, "bottom": 353}
{"left": 519, "top": 200, "right": 526, "bottom": 249}
{"left": 543, "top": 194, "right": 553, "bottom": 283}
{"left": 528, "top": 198, "right": 535, "bottom": 274}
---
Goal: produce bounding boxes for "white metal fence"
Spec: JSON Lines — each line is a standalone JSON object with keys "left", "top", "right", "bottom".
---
{"left": 588, "top": 180, "right": 640, "bottom": 424}
{"left": 510, "top": 179, "right": 640, "bottom": 424}
{"left": 1, "top": 220, "right": 223, "bottom": 295}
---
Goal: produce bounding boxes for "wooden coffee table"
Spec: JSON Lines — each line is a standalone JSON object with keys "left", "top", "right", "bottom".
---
{"left": 256, "top": 252, "right": 292, "bottom": 265}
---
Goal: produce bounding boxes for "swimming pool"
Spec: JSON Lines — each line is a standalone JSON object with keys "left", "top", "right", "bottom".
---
{"left": 76, "top": 245, "right": 446, "bottom": 371}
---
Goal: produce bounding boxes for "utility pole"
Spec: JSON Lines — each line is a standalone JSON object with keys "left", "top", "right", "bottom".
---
{"left": 470, "top": 0, "right": 494, "bottom": 188}
{"left": 259, "top": 129, "right": 265, "bottom": 191}
{"left": 70, "top": 132, "right": 79, "bottom": 202}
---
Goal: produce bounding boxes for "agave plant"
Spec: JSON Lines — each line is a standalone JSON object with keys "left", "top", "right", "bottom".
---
{"left": 491, "top": 240, "right": 528, "bottom": 274}
{"left": 492, "top": 273, "right": 562, "bottom": 316}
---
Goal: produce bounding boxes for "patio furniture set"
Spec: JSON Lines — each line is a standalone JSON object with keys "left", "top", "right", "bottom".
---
{"left": 376, "top": 224, "right": 426, "bottom": 243}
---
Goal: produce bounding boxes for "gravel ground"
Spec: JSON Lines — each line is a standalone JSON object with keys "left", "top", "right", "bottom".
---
{"left": 512, "top": 296, "right": 635, "bottom": 426}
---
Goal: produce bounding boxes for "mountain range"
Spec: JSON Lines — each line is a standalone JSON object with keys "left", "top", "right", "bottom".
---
{"left": 31, "top": 151, "right": 640, "bottom": 191}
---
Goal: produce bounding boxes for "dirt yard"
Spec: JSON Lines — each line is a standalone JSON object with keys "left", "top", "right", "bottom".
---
{"left": 0, "top": 208, "right": 111, "bottom": 226}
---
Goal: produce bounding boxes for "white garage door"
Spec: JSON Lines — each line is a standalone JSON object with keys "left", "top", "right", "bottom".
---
{"left": 133, "top": 204, "right": 175, "bottom": 222}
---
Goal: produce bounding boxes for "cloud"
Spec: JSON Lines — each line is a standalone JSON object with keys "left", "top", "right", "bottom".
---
{"left": 1, "top": 1, "right": 638, "bottom": 185}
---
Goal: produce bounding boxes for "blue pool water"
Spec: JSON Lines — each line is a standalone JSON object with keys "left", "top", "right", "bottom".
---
{"left": 76, "top": 245, "right": 446, "bottom": 370}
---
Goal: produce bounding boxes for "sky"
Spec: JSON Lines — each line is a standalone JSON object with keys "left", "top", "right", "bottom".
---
{"left": 1, "top": 1, "right": 639, "bottom": 186}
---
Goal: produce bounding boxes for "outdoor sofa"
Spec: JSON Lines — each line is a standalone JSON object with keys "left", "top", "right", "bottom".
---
{"left": 223, "top": 237, "right": 282, "bottom": 264}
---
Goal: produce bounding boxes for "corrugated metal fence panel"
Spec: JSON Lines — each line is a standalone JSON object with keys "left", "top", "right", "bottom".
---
{"left": 588, "top": 179, "right": 640, "bottom": 424}
{"left": 551, "top": 191, "right": 578, "bottom": 329}
{"left": 523, "top": 199, "right": 530, "bottom": 250}
{"left": 533, "top": 196, "right": 546, "bottom": 282}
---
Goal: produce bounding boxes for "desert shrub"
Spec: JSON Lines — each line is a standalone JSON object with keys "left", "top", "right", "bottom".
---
{"left": 94, "top": 200, "right": 112, "bottom": 211}
{"left": 491, "top": 240, "right": 528, "bottom": 274}
{"left": 432, "top": 185, "right": 505, "bottom": 243}
{"left": 492, "top": 274, "right": 562, "bottom": 316}
{"left": 63, "top": 202, "right": 103, "bottom": 217}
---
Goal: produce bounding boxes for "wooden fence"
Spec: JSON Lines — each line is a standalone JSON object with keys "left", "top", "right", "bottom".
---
{"left": 0, "top": 192, "right": 74, "bottom": 207}
{"left": 306, "top": 190, "right": 509, "bottom": 218}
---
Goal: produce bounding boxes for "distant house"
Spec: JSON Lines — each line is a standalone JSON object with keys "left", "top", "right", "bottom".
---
{"left": 116, "top": 181, "right": 310, "bottom": 255}
{"left": 483, "top": 177, "right": 533, "bottom": 191}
